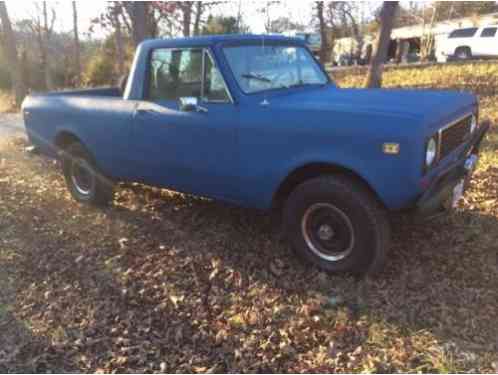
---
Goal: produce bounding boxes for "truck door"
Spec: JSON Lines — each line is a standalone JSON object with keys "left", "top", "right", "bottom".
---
{"left": 130, "top": 47, "right": 240, "bottom": 202}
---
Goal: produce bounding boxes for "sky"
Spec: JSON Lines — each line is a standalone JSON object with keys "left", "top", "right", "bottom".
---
{"left": 3, "top": 0, "right": 382, "bottom": 38}
{"left": 6, "top": 1, "right": 108, "bottom": 38}
{"left": 4, "top": 0, "right": 324, "bottom": 38}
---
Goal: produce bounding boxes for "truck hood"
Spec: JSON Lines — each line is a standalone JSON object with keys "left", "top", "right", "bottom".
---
{"left": 269, "top": 86, "right": 477, "bottom": 127}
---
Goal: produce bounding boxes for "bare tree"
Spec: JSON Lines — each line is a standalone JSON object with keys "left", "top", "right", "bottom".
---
{"left": 316, "top": 1, "right": 329, "bottom": 63}
{"left": 90, "top": 3, "right": 128, "bottom": 73}
{"left": 188, "top": 2, "right": 225, "bottom": 36}
{"left": 365, "top": 2, "right": 398, "bottom": 88}
{"left": 72, "top": 1, "right": 81, "bottom": 86}
{"left": 258, "top": 1, "right": 280, "bottom": 33}
{"left": 338, "top": 3, "right": 363, "bottom": 62}
{"left": 26, "top": 2, "right": 56, "bottom": 90}
{"left": 41, "top": 2, "right": 55, "bottom": 90}
{"left": 317, "top": 2, "right": 364, "bottom": 65}
{"left": 115, "top": 1, "right": 225, "bottom": 39}
{"left": 94, "top": 1, "right": 225, "bottom": 48}
{"left": 420, "top": 2, "right": 438, "bottom": 62}
{"left": 165, "top": 2, "right": 222, "bottom": 37}
{"left": 193, "top": 1, "right": 203, "bottom": 36}
{"left": 236, "top": 0, "right": 243, "bottom": 32}
{"left": 119, "top": 2, "right": 149, "bottom": 46}
{"left": 130, "top": 2, "right": 148, "bottom": 45}
{"left": 121, "top": 2, "right": 191, "bottom": 42}
{"left": 112, "top": 9, "right": 125, "bottom": 76}
{"left": 0, "top": 1, "right": 27, "bottom": 105}
{"left": 180, "top": 2, "right": 193, "bottom": 37}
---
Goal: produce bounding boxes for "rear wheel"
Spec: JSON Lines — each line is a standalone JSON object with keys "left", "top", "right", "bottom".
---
{"left": 61, "top": 142, "right": 114, "bottom": 206}
{"left": 283, "top": 175, "right": 390, "bottom": 275}
{"left": 455, "top": 47, "right": 471, "bottom": 60}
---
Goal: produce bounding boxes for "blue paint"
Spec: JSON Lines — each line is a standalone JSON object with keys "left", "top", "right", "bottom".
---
{"left": 22, "top": 34, "right": 478, "bottom": 211}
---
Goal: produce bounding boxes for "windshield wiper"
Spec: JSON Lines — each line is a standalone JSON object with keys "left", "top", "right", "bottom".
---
{"left": 286, "top": 81, "right": 327, "bottom": 89}
{"left": 287, "top": 81, "right": 307, "bottom": 88}
{"left": 241, "top": 73, "right": 272, "bottom": 83}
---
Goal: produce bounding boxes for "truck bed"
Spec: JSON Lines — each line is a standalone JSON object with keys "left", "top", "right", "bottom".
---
{"left": 22, "top": 86, "right": 135, "bottom": 176}
{"left": 41, "top": 87, "right": 122, "bottom": 98}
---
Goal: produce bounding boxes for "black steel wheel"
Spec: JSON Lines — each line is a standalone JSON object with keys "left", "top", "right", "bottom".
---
{"left": 61, "top": 142, "right": 114, "bottom": 206}
{"left": 283, "top": 175, "right": 390, "bottom": 275}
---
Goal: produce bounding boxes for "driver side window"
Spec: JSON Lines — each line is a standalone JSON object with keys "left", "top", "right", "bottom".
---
{"left": 149, "top": 48, "right": 203, "bottom": 101}
{"left": 148, "top": 47, "right": 231, "bottom": 103}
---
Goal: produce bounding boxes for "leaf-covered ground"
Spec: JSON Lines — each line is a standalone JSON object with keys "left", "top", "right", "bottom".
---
{"left": 1, "top": 65, "right": 498, "bottom": 373}
{"left": 333, "top": 61, "right": 498, "bottom": 96}
{"left": 0, "top": 90, "right": 15, "bottom": 113}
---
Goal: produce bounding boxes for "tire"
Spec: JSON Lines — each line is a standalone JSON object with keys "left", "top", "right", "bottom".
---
{"left": 455, "top": 47, "right": 471, "bottom": 60}
{"left": 61, "top": 142, "right": 114, "bottom": 206}
{"left": 283, "top": 175, "right": 390, "bottom": 275}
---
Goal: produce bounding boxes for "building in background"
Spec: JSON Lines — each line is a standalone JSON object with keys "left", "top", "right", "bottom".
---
{"left": 332, "top": 12, "right": 498, "bottom": 65}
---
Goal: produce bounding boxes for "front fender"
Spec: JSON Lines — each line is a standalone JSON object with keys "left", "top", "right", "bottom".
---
{"left": 265, "top": 144, "right": 423, "bottom": 212}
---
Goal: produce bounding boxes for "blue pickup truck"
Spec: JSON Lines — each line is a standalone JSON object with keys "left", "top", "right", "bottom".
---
{"left": 22, "top": 35, "right": 489, "bottom": 275}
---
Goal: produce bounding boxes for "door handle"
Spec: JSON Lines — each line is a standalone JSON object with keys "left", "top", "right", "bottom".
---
{"left": 196, "top": 105, "right": 208, "bottom": 113}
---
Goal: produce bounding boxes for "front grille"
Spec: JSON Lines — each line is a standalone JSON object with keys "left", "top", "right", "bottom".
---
{"left": 439, "top": 115, "right": 472, "bottom": 159}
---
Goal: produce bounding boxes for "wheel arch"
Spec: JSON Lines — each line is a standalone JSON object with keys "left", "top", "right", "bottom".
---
{"left": 455, "top": 45, "right": 471, "bottom": 54}
{"left": 55, "top": 129, "right": 115, "bottom": 186}
{"left": 272, "top": 162, "right": 384, "bottom": 210}
{"left": 54, "top": 130, "right": 102, "bottom": 170}
{"left": 54, "top": 130, "right": 85, "bottom": 154}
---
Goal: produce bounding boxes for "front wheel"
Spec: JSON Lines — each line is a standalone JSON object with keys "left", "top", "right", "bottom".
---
{"left": 283, "top": 175, "right": 390, "bottom": 275}
{"left": 61, "top": 142, "right": 114, "bottom": 206}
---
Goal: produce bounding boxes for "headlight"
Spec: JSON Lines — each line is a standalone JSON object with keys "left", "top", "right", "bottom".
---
{"left": 426, "top": 137, "right": 437, "bottom": 167}
{"left": 470, "top": 114, "right": 477, "bottom": 133}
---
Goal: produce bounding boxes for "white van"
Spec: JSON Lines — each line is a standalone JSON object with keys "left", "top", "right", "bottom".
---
{"left": 438, "top": 25, "right": 498, "bottom": 62}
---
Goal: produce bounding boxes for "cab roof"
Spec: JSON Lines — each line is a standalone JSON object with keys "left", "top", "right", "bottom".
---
{"left": 138, "top": 34, "right": 306, "bottom": 49}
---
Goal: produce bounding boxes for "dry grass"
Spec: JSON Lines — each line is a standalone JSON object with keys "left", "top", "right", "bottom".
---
{"left": 0, "top": 63, "right": 497, "bottom": 373}
{"left": 334, "top": 61, "right": 498, "bottom": 97}
{"left": 0, "top": 90, "right": 15, "bottom": 113}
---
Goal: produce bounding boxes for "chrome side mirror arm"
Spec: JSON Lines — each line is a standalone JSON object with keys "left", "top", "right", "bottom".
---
{"left": 179, "top": 97, "right": 208, "bottom": 113}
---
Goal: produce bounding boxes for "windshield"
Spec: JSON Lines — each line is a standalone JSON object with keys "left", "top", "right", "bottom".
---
{"left": 223, "top": 45, "right": 329, "bottom": 94}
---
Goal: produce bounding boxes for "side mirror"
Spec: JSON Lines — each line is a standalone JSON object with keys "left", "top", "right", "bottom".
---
{"left": 179, "top": 97, "right": 199, "bottom": 112}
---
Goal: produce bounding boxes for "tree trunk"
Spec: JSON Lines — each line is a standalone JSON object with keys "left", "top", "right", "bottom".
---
{"left": 20, "top": 49, "right": 30, "bottom": 92}
{"left": 263, "top": 1, "right": 272, "bottom": 33}
{"left": 421, "top": 4, "right": 438, "bottom": 62}
{"left": 182, "top": 3, "right": 192, "bottom": 37}
{"left": 0, "top": 1, "right": 27, "bottom": 106}
{"left": 72, "top": 1, "right": 81, "bottom": 86}
{"left": 42, "top": 2, "right": 53, "bottom": 90}
{"left": 350, "top": 19, "right": 363, "bottom": 63}
{"left": 236, "top": 0, "right": 242, "bottom": 32}
{"left": 193, "top": 2, "right": 202, "bottom": 36}
{"left": 113, "top": 13, "right": 125, "bottom": 76}
{"left": 316, "top": 1, "right": 329, "bottom": 64}
{"left": 130, "top": 2, "right": 148, "bottom": 46}
{"left": 365, "top": 1, "right": 398, "bottom": 88}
